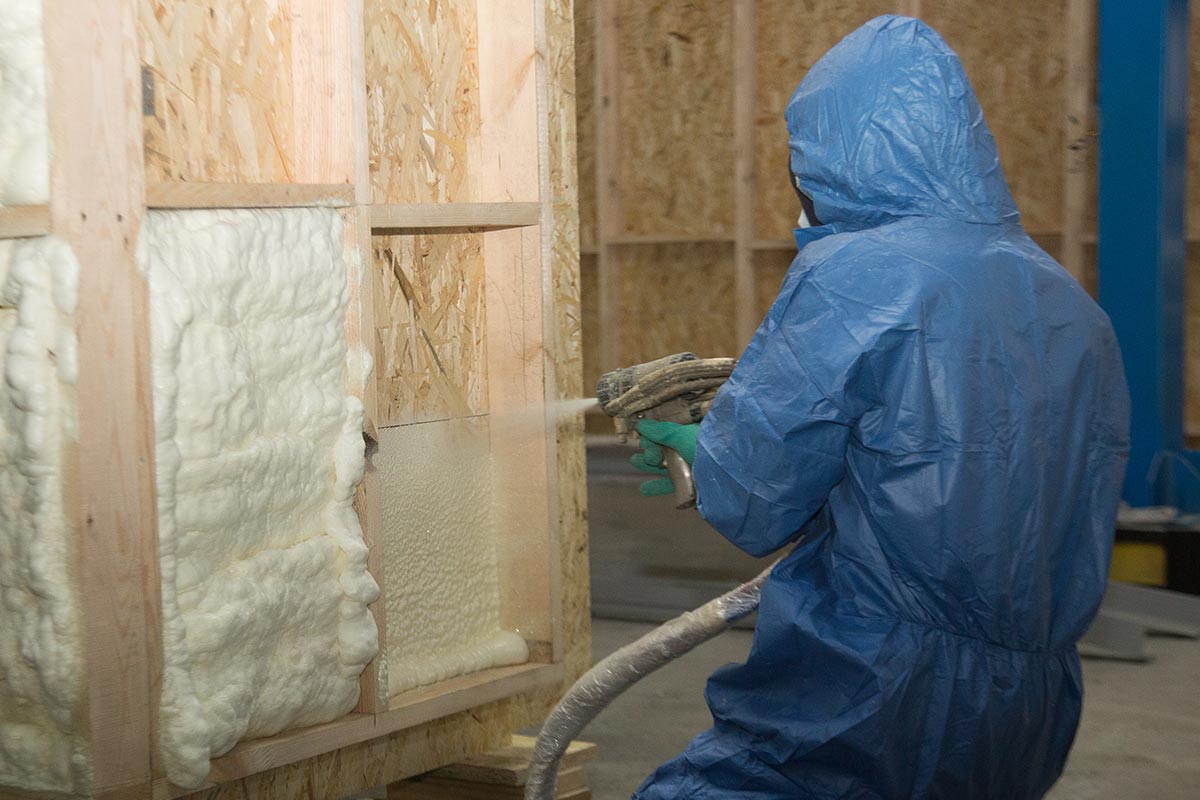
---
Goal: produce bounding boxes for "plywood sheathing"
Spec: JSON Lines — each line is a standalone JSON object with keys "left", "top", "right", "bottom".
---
{"left": 617, "top": 243, "right": 737, "bottom": 367}
{"left": 366, "top": 0, "right": 481, "bottom": 205}
{"left": 139, "top": 0, "right": 296, "bottom": 183}
{"left": 617, "top": 0, "right": 734, "bottom": 237}
{"left": 923, "top": 0, "right": 1068, "bottom": 233}
{"left": 373, "top": 232, "right": 488, "bottom": 427}
{"left": 753, "top": 0, "right": 894, "bottom": 240}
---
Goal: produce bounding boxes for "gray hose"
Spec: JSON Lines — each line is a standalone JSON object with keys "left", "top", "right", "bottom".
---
{"left": 524, "top": 559, "right": 779, "bottom": 800}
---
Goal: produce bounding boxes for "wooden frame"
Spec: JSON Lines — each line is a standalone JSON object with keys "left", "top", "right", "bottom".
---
{"left": 2, "top": 1, "right": 585, "bottom": 798}
{"left": 582, "top": 0, "right": 1109, "bottom": 380}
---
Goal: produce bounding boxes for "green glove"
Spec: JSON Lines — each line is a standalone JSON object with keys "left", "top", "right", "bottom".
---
{"left": 628, "top": 420, "right": 700, "bottom": 497}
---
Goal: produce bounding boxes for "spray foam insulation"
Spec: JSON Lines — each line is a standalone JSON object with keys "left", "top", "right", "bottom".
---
{"left": 0, "top": 237, "right": 88, "bottom": 793}
{"left": 0, "top": 0, "right": 50, "bottom": 204}
{"left": 138, "top": 209, "right": 379, "bottom": 788}
{"left": 377, "top": 418, "right": 528, "bottom": 697}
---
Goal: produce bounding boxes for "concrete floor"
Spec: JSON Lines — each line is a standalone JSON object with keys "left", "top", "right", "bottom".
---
{"left": 583, "top": 444, "right": 1200, "bottom": 798}
{"left": 583, "top": 620, "right": 1200, "bottom": 799}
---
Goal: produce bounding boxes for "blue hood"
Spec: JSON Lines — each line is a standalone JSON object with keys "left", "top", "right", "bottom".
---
{"left": 786, "top": 15, "right": 1020, "bottom": 228}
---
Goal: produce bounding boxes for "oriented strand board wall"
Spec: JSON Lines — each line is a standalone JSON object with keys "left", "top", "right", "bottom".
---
{"left": 754, "top": 0, "right": 895, "bottom": 239}
{"left": 617, "top": 0, "right": 734, "bottom": 237}
{"left": 922, "top": 0, "right": 1068, "bottom": 233}
{"left": 140, "top": 0, "right": 296, "bottom": 183}
{"left": 373, "top": 232, "right": 488, "bottom": 425}
{"left": 365, "top": 0, "right": 481, "bottom": 204}
{"left": 616, "top": 243, "right": 737, "bottom": 365}
{"left": 576, "top": 1, "right": 1125, "bottom": 425}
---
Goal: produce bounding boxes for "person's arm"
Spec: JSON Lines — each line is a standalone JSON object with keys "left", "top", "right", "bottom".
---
{"left": 693, "top": 261, "right": 874, "bottom": 557}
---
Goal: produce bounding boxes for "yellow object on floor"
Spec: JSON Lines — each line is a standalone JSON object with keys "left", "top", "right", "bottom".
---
{"left": 1109, "top": 541, "right": 1168, "bottom": 586}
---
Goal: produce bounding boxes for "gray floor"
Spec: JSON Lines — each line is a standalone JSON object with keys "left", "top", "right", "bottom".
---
{"left": 584, "top": 443, "right": 1200, "bottom": 799}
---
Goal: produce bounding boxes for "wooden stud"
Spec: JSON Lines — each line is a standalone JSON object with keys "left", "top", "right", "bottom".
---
{"left": 898, "top": 0, "right": 923, "bottom": 17}
{"left": 370, "top": 202, "right": 541, "bottom": 230}
{"left": 157, "top": 663, "right": 563, "bottom": 798}
{"left": 1062, "top": 0, "right": 1096, "bottom": 285}
{"left": 483, "top": 226, "right": 556, "bottom": 651}
{"left": 595, "top": 0, "right": 622, "bottom": 371}
{"left": 733, "top": 0, "right": 758, "bottom": 348}
{"left": 0, "top": 205, "right": 51, "bottom": 239}
{"left": 44, "top": 0, "right": 160, "bottom": 794}
{"left": 145, "top": 182, "right": 353, "bottom": 209}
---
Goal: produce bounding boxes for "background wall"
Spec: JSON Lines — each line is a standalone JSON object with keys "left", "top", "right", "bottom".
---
{"left": 576, "top": 0, "right": 1200, "bottom": 439}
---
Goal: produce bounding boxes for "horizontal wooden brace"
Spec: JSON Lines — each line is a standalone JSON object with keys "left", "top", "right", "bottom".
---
{"left": 150, "top": 662, "right": 564, "bottom": 800}
{"left": 146, "top": 182, "right": 355, "bottom": 209}
{"left": 0, "top": 205, "right": 51, "bottom": 239}
{"left": 370, "top": 202, "right": 541, "bottom": 231}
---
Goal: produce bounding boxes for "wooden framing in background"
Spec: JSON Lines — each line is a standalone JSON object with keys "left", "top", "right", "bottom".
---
{"left": 581, "top": 0, "right": 1110, "bottom": 385}
{"left": 0, "top": 1, "right": 585, "bottom": 798}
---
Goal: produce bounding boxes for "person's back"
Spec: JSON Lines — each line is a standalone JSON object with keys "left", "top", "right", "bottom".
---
{"left": 633, "top": 15, "right": 1129, "bottom": 800}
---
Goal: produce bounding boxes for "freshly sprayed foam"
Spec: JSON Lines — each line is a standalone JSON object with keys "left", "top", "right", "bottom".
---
{"left": 0, "top": 0, "right": 50, "bottom": 204}
{"left": 0, "top": 237, "right": 89, "bottom": 793}
{"left": 377, "top": 418, "right": 529, "bottom": 695}
{"left": 140, "top": 209, "right": 378, "bottom": 788}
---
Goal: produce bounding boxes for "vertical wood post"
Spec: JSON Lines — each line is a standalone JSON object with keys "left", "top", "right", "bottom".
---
{"left": 596, "top": 0, "right": 622, "bottom": 371}
{"left": 1062, "top": 0, "right": 1096, "bottom": 285}
{"left": 44, "top": 0, "right": 160, "bottom": 794}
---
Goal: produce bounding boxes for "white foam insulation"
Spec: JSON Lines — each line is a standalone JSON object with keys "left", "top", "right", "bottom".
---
{"left": 139, "top": 208, "right": 379, "bottom": 788}
{"left": 0, "top": 0, "right": 51, "bottom": 205}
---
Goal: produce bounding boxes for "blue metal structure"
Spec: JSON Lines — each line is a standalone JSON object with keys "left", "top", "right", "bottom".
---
{"left": 1098, "top": 0, "right": 1192, "bottom": 508}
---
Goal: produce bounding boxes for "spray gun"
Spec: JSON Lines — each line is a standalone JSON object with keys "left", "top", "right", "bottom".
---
{"left": 595, "top": 353, "right": 736, "bottom": 509}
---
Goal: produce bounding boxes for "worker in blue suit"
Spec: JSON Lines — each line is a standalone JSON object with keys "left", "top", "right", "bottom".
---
{"left": 629, "top": 15, "right": 1130, "bottom": 799}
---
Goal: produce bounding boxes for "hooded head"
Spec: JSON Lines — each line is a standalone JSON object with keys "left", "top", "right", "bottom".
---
{"left": 786, "top": 16, "right": 1019, "bottom": 230}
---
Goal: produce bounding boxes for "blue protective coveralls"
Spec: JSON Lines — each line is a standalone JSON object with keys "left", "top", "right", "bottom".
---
{"left": 633, "top": 15, "right": 1130, "bottom": 800}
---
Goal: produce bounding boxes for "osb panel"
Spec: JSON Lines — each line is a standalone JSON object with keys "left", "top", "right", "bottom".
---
{"left": 618, "top": 0, "right": 734, "bottom": 237}
{"left": 618, "top": 243, "right": 738, "bottom": 366}
{"left": 140, "top": 0, "right": 295, "bottom": 182}
{"left": 754, "top": 0, "right": 894, "bottom": 239}
{"left": 373, "top": 231, "right": 487, "bottom": 426}
{"left": 575, "top": 0, "right": 597, "bottom": 249}
{"left": 545, "top": 0, "right": 592, "bottom": 686}
{"left": 366, "top": 0, "right": 481, "bottom": 204}
{"left": 754, "top": 249, "right": 794, "bottom": 322}
{"left": 923, "top": 0, "right": 1067, "bottom": 233}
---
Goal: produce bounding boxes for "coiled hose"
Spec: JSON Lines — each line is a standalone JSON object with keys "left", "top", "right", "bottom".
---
{"left": 524, "top": 558, "right": 779, "bottom": 800}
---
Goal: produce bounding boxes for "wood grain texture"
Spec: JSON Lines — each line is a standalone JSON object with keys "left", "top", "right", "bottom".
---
{"left": 46, "top": 0, "right": 159, "bottom": 793}
{"left": 145, "top": 182, "right": 354, "bottom": 208}
{"left": 617, "top": 0, "right": 734, "bottom": 237}
{"left": 0, "top": 205, "right": 50, "bottom": 239}
{"left": 371, "top": 203, "right": 540, "bottom": 230}
{"left": 366, "top": 0, "right": 481, "bottom": 204}
{"left": 617, "top": 242, "right": 738, "bottom": 365}
{"left": 753, "top": 0, "right": 895, "bottom": 239}
{"left": 923, "top": 0, "right": 1068, "bottom": 232}
{"left": 372, "top": 231, "right": 488, "bottom": 426}
{"left": 139, "top": 0, "right": 296, "bottom": 182}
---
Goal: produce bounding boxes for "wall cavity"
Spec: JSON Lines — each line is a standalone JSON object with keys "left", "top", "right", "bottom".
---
{"left": 139, "top": 208, "right": 378, "bottom": 788}
{"left": 0, "top": 0, "right": 51, "bottom": 205}
{"left": 0, "top": 237, "right": 87, "bottom": 793}
{"left": 377, "top": 417, "right": 528, "bottom": 697}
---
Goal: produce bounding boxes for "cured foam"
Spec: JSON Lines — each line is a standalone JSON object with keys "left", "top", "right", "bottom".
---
{"left": 377, "top": 418, "right": 528, "bottom": 696}
{"left": 139, "top": 209, "right": 378, "bottom": 788}
{"left": 0, "top": 0, "right": 51, "bottom": 204}
{"left": 0, "top": 237, "right": 88, "bottom": 792}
